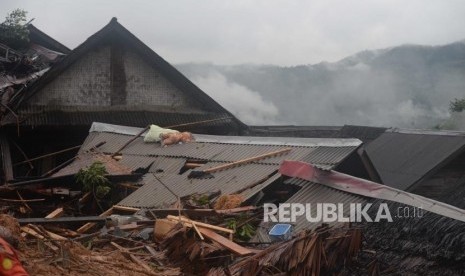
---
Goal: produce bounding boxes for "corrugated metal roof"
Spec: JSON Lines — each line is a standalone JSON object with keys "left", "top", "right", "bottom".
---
{"left": 81, "top": 131, "right": 359, "bottom": 167}
{"left": 84, "top": 122, "right": 362, "bottom": 208}
{"left": 53, "top": 152, "right": 132, "bottom": 177}
{"left": 254, "top": 178, "right": 368, "bottom": 242}
{"left": 284, "top": 178, "right": 368, "bottom": 232}
{"left": 117, "top": 163, "right": 278, "bottom": 208}
{"left": 365, "top": 130, "right": 465, "bottom": 190}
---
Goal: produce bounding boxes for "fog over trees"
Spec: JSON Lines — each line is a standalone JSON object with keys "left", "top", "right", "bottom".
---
{"left": 176, "top": 40, "right": 465, "bottom": 128}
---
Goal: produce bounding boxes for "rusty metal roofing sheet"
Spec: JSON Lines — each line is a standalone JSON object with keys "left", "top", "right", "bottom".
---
{"left": 117, "top": 162, "right": 278, "bottom": 208}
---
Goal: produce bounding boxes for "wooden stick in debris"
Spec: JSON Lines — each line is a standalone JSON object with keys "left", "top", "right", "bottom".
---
{"left": 111, "top": 125, "right": 150, "bottom": 157}
{"left": 0, "top": 198, "right": 45, "bottom": 203}
{"left": 215, "top": 206, "right": 257, "bottom": 214}
{"left": 188, "top": 148, "right": 292, "bottom": 179}
{"left": 112, "top": 205, "right": 141, "bottom": 213}
{"left": 189, "top": 219, "right": 204, "bottom": 240}
{"left": 206, "top": 148, "right": 291, "bottom": 173}
{"left": 16, "top": 190, "right": 32, "bottom": 213}
{"left": 197, "top": 227, "right": 253, "bottom": 256}
{"left": 45, "top": 207, "right": 64, "bottom": 219}
{"left": 21, "top": 226, "right": 59, "bottom": 252}
{"left": 13, "top": 145, "right": 82, "bottom": 166}
{"left": 77, "top": 207, "right": 113, "bottom": 233}
{"left": 110, "top": 241, "right": 157, "bottom": 275}
{"left": 78, "top": 192, "right": 92, "bottom": 204}
{"left": 166, "top": 215, "right": 234, "bottom": 234}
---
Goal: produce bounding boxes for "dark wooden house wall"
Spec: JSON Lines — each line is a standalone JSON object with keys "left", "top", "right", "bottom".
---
{"left": 27, "top": 44, "right": 202, "bottom": 111}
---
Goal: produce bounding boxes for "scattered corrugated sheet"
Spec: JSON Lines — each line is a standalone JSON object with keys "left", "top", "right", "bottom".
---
{"left": 365, "top": 128, "right": 465, "bottom": 190}
{"left": 254, "top": 178, "right": 368, "bottom": 243}
{"left": 117, "top": 163, "right": 278, "bottom": 208}
{"left": 285, "top": 178, "right": 368, "bottom": 232}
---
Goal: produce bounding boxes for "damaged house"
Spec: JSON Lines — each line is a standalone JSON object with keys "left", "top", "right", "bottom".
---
{"left": 1, "top": 15, "right": 465, "bottom": 276}
{"left": 0, "top": 18, "right": 245, "bottom": 183}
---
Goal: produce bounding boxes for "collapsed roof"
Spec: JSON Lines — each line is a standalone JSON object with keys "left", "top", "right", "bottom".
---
{"left": 75, "top": 122, "right": 362, "bottom": 208}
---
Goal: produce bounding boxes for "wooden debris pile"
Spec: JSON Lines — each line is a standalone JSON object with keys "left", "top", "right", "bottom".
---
{"left": 0, "top": 211, "right": 181, "bottom": 275}
{"left": 208, "top": 226, "right": 363, "bottom": 276}
{"left": 160, "top": 223, "right": 232, "bottom": 274}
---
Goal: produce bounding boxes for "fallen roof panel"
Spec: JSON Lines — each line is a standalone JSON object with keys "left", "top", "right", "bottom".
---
{"left": 117, "top": 163, "right": 278, "bottom": 208}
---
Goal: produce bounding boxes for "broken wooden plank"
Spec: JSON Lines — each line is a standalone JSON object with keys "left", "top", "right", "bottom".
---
{"left": 190, "top": 219, "right": 204, "bottom": 240}
{"left": 77, "top": 207, "right": 113, "bottom": 233}
{"left": 112, "top": 205, "right": 141, "bottom": 213}
{"left": 215, "top": 206, "right": 257, "bottom": 214}
{"left": 188, "top": 148, "right": 292, "bottom": 178}
{"left": 166, "top": 215, "right": 234, "bottom": 234}
{"left": 44, "top": 226, "right": 80, "bottom": 238}
{"left": 16, "top": 190, "right": 32, "bottom": 213}
{"left": 0, "top": 198, "right": 45, "bottom": 203}
{"left": 21, "top": 226, "right": 59, "bottom": 251}
{"left": 42, "top": 229, "right": 67, "bottom": 241}
{"left": 78, "top": 191, "right": 92, "bottom": 204}
{"left": 154, "top": 219, "right": 178, "bottom": 240}
{"left": 45, "top": 207, "right": 64, "bottom": 219}
{"left": 197, "top": 227, "right": 253, "bottom": 256}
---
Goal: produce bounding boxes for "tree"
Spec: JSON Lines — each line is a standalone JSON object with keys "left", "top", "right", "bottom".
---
{"left": 449, "top": 98, "right": 465, "bottom": 113}
{"left": 0, "top": 9, "right": 29, "bottom": 49}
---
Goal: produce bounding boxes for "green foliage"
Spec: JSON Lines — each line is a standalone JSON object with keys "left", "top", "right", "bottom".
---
{"left": 193, "top": 194, "right": 210, "bottom": 206}
{"left": 0, "top": 9, "right": 29, "bottom": 49}
{"left": 76, "top": 161, "right": 111, "bottom": 199}
{"left": 225, "top": 217, "right": 256, "bottom": 241}
{"left": 449, "top": 98, "right": 465, "bottom": 113}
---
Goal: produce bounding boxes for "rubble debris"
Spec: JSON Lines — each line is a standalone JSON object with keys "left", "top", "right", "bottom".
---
{"left": 159, "top": 224, "right": 233, "bottom": 274}
{"left": 0, "top": 214, "right": 21, "bottom": 239}
{"left": 208, "top": 226, "right": 363, "bottom": 276}
{"left": 214, "top": 194, "right": 244, "bottom": 210}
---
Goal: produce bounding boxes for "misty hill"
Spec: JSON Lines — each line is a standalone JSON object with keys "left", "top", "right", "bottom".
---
{"left": 175, "top": 40, "right": 465, "bottom": 127}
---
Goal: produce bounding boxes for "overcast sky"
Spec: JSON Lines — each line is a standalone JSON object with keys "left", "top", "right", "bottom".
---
{"left": 3, "top": 0, "right": 465, "bottom": 66}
